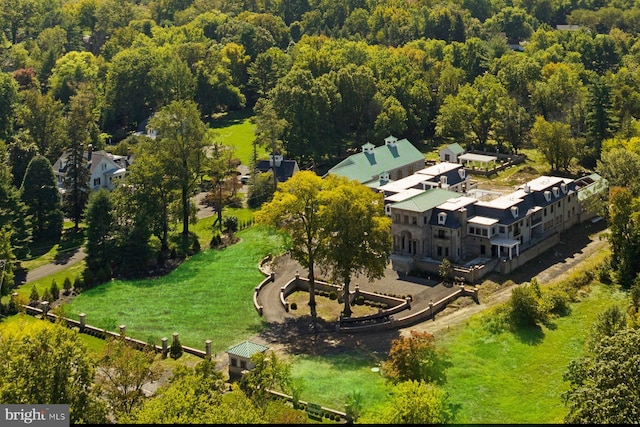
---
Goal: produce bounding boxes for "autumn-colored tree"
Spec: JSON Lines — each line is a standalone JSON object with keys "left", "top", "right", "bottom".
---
{"left": 320, "top": 175, "right": 391, "bottom": 318}
{"left": 255, "top": 171, "right": 324, "bottom": 317}
{"left": 0, "top": 319, "right": 107, "bottom": 424}
{"left": 382, "top": 330, "right": 452, "bottom": 385}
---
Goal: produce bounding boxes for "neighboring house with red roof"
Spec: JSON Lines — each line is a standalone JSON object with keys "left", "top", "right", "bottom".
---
{"left": 52, "top": 144, "right": 133, "bottom": 194}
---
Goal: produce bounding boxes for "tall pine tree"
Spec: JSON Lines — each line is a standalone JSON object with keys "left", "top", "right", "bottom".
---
{"left": 0, "top": 153, "right": 31, "bottom": 258}
{"left": 20, "top": 155, "right": 63, "bottom": 242}
{"left": 62, "top": 89, "right": 94, "bottom": 230}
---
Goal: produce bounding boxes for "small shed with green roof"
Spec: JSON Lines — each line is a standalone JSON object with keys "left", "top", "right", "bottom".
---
{"left": 439, "top": 143, "right": 466, "bottom": 163}
{"left": 226, "top": 340, "right": 269, "bottom": 379}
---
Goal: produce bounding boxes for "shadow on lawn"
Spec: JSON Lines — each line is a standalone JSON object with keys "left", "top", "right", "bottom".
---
{"left": 258, "top": 316, "right": 400, "bottom": 358}
{"left": 209, "top": 108, "right": 254, "bottom": 128}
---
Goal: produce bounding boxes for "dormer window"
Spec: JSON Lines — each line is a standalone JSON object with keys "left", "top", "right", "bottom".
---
{"left": 458, "top": 169, "right": 466, "bottom": 179}
{"left": 552, "top": 187, "right": 559, "bottom": 197}
{"left": 561, "top": 182, "right": 567, "bottom": 194}
{"left": 544, "top": 190, "right": 551, "bottom": 202}
{"left": 384, "top": 135, "right": 398, "bottom": 147}
{"left": 362, "top": 142, "right": 375, "bottom": 154}
{"left": 511, "top": 206, "right": 519, "bottom": 218}
{"left": 438, "top": 212, "right": 447, "bottom": 225}
{"left": 440, "top": 176, "right": 448, "bottom": 185}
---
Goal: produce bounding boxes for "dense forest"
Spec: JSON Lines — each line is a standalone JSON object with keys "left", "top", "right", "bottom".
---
{"left": 2, "top": 0, "right": 640, "bottom": 287}
{"left": 3, "top": 1, "right": 640, "bottom": 424}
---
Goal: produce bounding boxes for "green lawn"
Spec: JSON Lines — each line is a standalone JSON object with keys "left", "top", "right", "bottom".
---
{"left": 285, "top": 282, "right": 628, "bottom": 422}
{"left": 289, "top": 349, "right": 390, "bottom": 415}
{"left": 63, "top": 225, "right": 285, "bottom": 353}
{"left": 433, "top": 282, "right": 628, "bottom": 423}
{"left": 209, "top": 108, "right": 268, "bottom": 167}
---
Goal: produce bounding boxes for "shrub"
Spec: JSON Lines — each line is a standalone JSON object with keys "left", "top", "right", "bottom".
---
{"left": 329, "top": 291, "right": 337, "bottom": 300}
{"left": 508, "top": 283, "right": 546, "bottom": 328}
{"left": 290, "top": 302, "right": 297, "bottom": 310}
{"left": 41, "top": 288, "right": 53, "bottom": 303}
{"left": 82, "top": 269, "right": 94, "bottom": 288}
{"left": 541, "top": 290, "right": 571, "bottom": 317}
{"left": 50, "top": 280, "right": 60, "bottom": 300}
{"left": 192, "top": 238, "right": 201, "bottom": 253}
{"left": 95, "top": 268, "right": 107, "bottom": 285}
{"left": 355, "top": 295, "right": 365, "bottom": 305}
{"left": 62, "top": 277, "right": 72, "bottom": 295}
{"left": 73, "top": 277, "right": 83, "bottom": 292}
{"left": 29, "top": 285, "right": 39, "bottom": 306}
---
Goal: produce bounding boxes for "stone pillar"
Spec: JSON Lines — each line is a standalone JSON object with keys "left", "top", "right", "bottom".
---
{"left": 172, "top": 332, "right": 180, "bottom": 347}
{"left": 41, "top": 301, "right": 50, "bottom": 315}
{"left": 429, "top": 300, "right": 434, "bottom": 322}
{"left": 270, "top": 272, "right": 275, "bottom": 282}
{"left": 119, "top": 324, "right": 126, "bottom": 336}
{"left": 79, "top": 313, "right": 86, "bottom": 330}
{"left": 205, "top": 340, "right": 212, "bottom": 358}
{"left": 161, "top": 337, "right": 168, "bottom": 358}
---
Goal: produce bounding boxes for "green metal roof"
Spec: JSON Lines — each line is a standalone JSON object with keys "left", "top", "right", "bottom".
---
{"left": 445, "top": 143, "right": 465, "bottom": 155}
{"left": 577, "top": 172, "right": 607, "bottom": 201}
{"left": 226, "top": 341, "right": 269, "bottom": 358}
{"left": 390, "top": 188, "right": 460, "bottom": 212}
{"left": 328, "top": 138, "right": 424, "bottom": 183}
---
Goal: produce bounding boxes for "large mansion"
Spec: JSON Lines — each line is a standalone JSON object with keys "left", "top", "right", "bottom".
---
{"left": 328, "top": 138, "right": 606, "bottom": 281}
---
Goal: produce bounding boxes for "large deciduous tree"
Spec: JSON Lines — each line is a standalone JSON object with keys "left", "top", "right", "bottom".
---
{"left": 15, "top": 89, "right": 66, "bottom": 162}
{"left": 255, "top": 170, "right": 324, "bottom": 318}
{"left": 531, "top": 116, "right": 576, "bottom": 171}
{"left": 121, "top": 140, "right": 177, "bottom": 253}
{"left": 319, "top": 175, "right": 391, "bottom": 318}
{"left": 149, "top": 100, "right": 209, "bottom": 242}
{"left": 0, "top": 71, "right": 19, "bottom": 141}
{"left": 563, "top": 327, "right": 640, "bottom": 423}
{"left": 0, "top": 319, "right": 107, "bottom": 424}
{"left": 97, "top": 338, "right": 158, "bottom": 419}
{"left": 607, "top": 186, "right": 640, "bottom": 287}
{"left": 20, "top": 155, "right": 63, "bottom": 242}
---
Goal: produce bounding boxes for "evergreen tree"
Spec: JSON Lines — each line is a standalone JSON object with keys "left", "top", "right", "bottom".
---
{"left": 85, "top": 189, "right": 115, "bottom": 275}
{"left": 63, "top": 276, "right": 72, "bottom": 295}
{"left": 50, "top": 279, "right": 60, "bottom": 300}
{"left": 584, "top": 76, "right": 616, "bottom": 167}
{"left": 62, "top": 89, "right": 94, "bottom": 230}
{"left": 0, "top": 157, "right": 31, "bottom": 258}
{"left": 20, "top": 155, "right": 63, "bottom": 242}
{"left": 29, "top": 285, "right": 39, "bottom": 305}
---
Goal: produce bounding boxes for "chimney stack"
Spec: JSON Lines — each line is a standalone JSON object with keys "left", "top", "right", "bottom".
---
{"left": 87, "top": 144, "right": 93, "bottom": 161}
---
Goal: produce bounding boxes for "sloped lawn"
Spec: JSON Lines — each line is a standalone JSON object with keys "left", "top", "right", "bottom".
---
{"left": 289, "top": 283, "right": 628, "bottom": 423}
{"left": 63, "top": 226, "right": 284, "bottom": 353}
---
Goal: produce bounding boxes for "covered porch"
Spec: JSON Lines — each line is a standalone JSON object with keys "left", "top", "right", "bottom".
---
{"left": 458, "top": 153, "right": 498, "bottom": 171}
{"left": 491, "top": 237, "right": 520, "bottom": 260}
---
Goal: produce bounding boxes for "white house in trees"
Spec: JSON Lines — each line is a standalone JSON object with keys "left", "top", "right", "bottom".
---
{"left": 53, "top": 144, "right": 133, "bottom": 193}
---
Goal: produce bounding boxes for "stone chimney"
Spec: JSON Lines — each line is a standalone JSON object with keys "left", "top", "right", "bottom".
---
{"left": 87, "top": 144, "right": 93, "bottom": 161}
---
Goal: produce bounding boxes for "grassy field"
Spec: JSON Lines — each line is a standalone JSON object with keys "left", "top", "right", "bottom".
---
{"left": 286, "top": 281, "right": 629, "bottom": 422}
{"left": 63, "top": 225, "right": 285, "bottom": 353}
{"left": 209, "top": 108, "right": 268, "bottom": 167}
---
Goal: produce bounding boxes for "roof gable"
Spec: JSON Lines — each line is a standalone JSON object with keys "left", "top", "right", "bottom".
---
{"left": 390, "top": 188, "right": 459, "bottom": 213}
{"left": 226, "top": 341, "right": 269, "bottom": 358}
